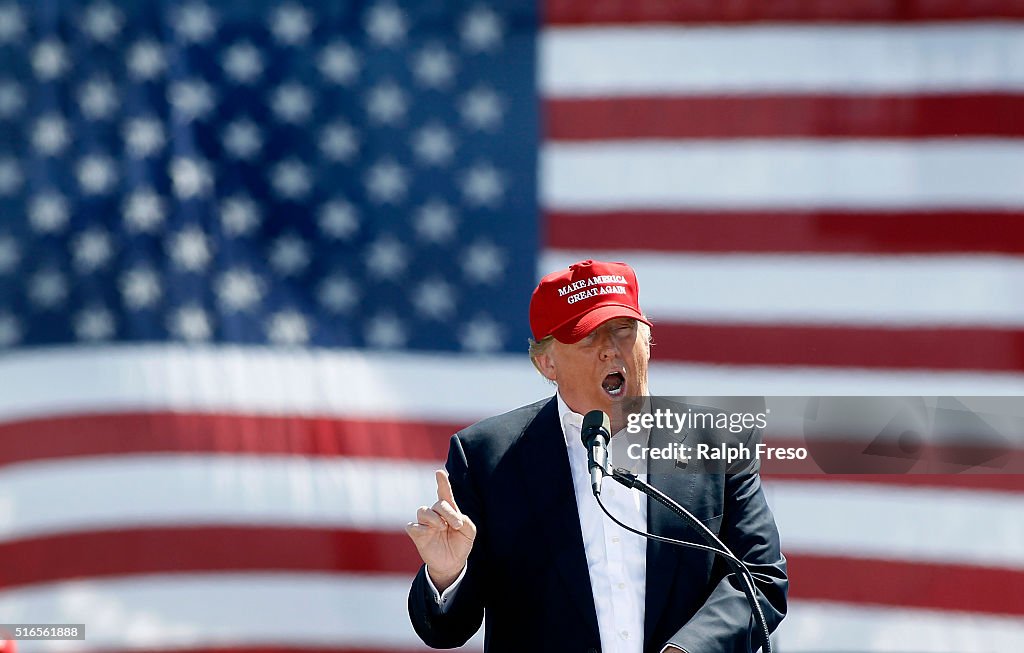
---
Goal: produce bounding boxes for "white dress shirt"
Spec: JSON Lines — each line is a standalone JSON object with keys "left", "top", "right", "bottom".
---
{"left": 426, "top": 394, "right": 656, "bottom": 653}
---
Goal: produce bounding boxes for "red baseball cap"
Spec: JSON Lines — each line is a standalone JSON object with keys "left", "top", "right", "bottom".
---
{"left": 530, "top": 259, "right": 651, "bottom": 344}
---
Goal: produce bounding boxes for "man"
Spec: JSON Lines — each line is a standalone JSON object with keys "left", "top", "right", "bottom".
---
{"left": 407, "top": 259, "right": 788, "bottom": 652}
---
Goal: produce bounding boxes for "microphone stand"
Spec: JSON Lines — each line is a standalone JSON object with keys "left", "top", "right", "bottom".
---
{"left": 595, "top": 466, "right": 773, "bottom": 653}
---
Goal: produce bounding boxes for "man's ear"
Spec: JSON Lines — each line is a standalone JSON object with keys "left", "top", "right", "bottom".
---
{"left": 535, "top": 351, "right": 558, "bottom": 382}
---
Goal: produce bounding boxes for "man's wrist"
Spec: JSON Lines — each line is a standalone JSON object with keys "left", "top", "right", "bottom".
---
{"left": 426, "top": 564, "right": 463, "bottom": 592}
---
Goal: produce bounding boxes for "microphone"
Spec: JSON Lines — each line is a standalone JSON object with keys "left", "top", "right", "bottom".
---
{"left": 581, "top": 410, "right": 611, "bottom": 496}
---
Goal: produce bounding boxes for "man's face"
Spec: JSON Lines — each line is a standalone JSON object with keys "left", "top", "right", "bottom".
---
{"left": 537, "top": 318, "right": 650, "bottom": 432}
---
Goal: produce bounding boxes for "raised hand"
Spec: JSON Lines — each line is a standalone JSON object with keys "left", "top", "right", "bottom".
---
{"left": 406, "top": 469, "right": 478, "bottom": 592}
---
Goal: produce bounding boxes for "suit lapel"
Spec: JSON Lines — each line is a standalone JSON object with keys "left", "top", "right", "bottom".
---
{"left": 515, "top": 397, "right": 601, "bottom": 639}
{"left": 644, "top": 417, "right": 697, "bottom": 647}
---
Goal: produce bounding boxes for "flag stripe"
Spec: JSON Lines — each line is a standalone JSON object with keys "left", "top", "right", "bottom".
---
{"left": 0, "top": 573, "right": 466, "bottom": 650}
{"left": 542, "top": 140, "right": 1024, "bottom": 210}
{"left": 546, "top": 95, "right": 1024, "bottom": 140}
{"left": 545, "top": 0, "right": 1024, "bottom": 25}
{"left": 542, "top": 251, "right": 1024, "bottom": 327}
{"left": 541, "top": 25, "right": 1024, "bottom": 97}
{"left": 3, "top": 348, "right": 1023, "bottom": 425}
{"left": 0, "top": 413, "right": 457, "bottom": 469}
{"left": 3, "top": 528, "right": 1022, "bottom": 618}
{"left": 4, "top": 457, "right": 1023, "bottom": 567}
{"left": 545, "top": 210, "right": 1024, "bottom": 255}
{"left": 650, "top": 322, "right": 1024, "bottom": 372}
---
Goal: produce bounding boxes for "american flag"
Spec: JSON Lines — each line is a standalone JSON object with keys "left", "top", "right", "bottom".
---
{"left": 1, "top": 1, "right": 1023, "bottom": 652}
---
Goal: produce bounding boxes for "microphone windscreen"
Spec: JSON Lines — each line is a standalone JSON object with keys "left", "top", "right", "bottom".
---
{"left": 581, "top": 409, "right": 610, "bottom": 444}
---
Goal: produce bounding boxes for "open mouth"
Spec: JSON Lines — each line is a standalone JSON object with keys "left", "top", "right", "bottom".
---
{"left": 602, "top": 371, "right": 626, "bottom": 397}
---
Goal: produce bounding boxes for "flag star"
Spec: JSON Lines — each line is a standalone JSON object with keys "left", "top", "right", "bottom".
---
{"left": 320, "top": 121, "right": 359, "bottom": 163}
{"left": 269, "top": 233, "right": 310, "bottom": 276}
{"left": 461, "top": 6, "right": 503, "bottom": 52}
{"left": 0, "top": 80, "right": 25, "bottom": 118}
{"left": 122, "top": 188, "right": 166, "bottom": 232}
{"left": 0, "top": 4, "right": 25, "bottom": 43}
{"left": 460, "top": 314, "right": 503, "bottom": 352}
{"left": 169, "top": 305, "right": 212, "bottom": 341}
{"left": 168, "top": 79, "right": 216, "bottom": 121}
{"left": 32, "top": 114, "right": 71, "bottom": 155}
{"left": 81, "top": 2, "right": 123, "bottom": 43}
{"left": 318, "top": 41, "right": 360, "bottom": 85}
{"left": 270, "top": 159, "right": 313, "bottom": 200}
{"left": 220, "top": 195, "right": 261, "bottom": 236}
{"left": 126, "top": 40, "right": 166, "bottom": 80}
{"left": 460, "top": 86, "right": 503, "bottom": 131}
{"left": 365, "top": 236, "right": 407, "bottom": 280}
{"left": 76, "top": 155, "right": 118, "bottom": 195}
{"left": 32, "top": 39, "right": 70, "bottom": 80}
{"left": 123, "top": 116, "right": 166, "bottom": 158}
{"left": 0, "top": 235, "right": 19, "bottom": 273}
{"left": 0, "top": 157, "right": 22, "bottom": 196}
{"left": 120, "top": 267, "right": 162, "bottom": 309}
{"left": 364, "top": 159, "right": 408, "bottom": 204}
{"left": 412, "top": 44, "right": 456, "bottom": 88}
{"left": 414, "top": 279, "right": 456, "bottom": 320}
{"left": 78, "top": 77, "right": 120, "bottom": 120}
{"left": 411, "top": 123, "right": 455, "bottom": 167}
{"left": 216, "top": 267, "right": 264, "bottom": 312}
{"left": 28, "top": 269, "right": 68, "bottom": 309}
{"left": 364, "top": 2, "right": 407, "bottom": 47}
{"left": 267, "top": 309, "right": 310, "bottom": 346}
{"left": 221, "top": 41, "right": 263, "bottom": 84}
{"left": 271, "top": 82, "right": 314, "bottom": 124}
{"left": 460, "top": 162, "right": 505, "bottom": 208}
{"left": 172, "top": 2, "right": 218, "bottom": 43}
{"left": 365, "top": 81, "right": 407, "bottom": 125}
{"left": 28, "top": 193, "right": 69, "bottom": 233}
{"left": 414, "top": 199, "right": 457, "bottom": 243}
{"left": 269, "top": 3, "right": 313, "bottom": 45}
{"left": 365, "top": 313, "right": 406, "bottom": 349}
{"left": 74, "top": 307, "right": 116, "bottom": 341}
{"left": 170, "top": 157, "right": 214, "bottom": 199}
{"left": 72, "top": 228, "right": 115, "bottom": 272}
{"left": 319, "top": 200, "right": 359, "bottom": 239}
{"left": 0, "top": 313, "right": 20, "bottom": 347}
{"left": 318, "top": 274, "right": 358, "bottom": 313}
{"left": 222, "top": 119, "right": 263, "bottom": 160}
{"left": 168, "top": 226, "right": 212, "bottom": 272}
{"left": 462, "top": 240, "right": 505, "bottom": 283}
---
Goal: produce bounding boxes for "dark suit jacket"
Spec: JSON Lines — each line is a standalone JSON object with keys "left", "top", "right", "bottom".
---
{"left": 409, "top": 397, "right": 788, "bottom": 653}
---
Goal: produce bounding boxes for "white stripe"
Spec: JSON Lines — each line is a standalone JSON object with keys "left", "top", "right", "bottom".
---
{"left": 542, "top": 140, "right": 1024, "bottom": 210}
{"left": 779, "top": 600, "right": 1024, "bottom": 652}
{"left": 3, "top": 456, "right": 1023, "bottom": 569}
{"left": 0, "top": 572, "right": 484, "bottom": 651}
{"left": 541, "top": 25, "right": 1024, "bottom": 96}
{"left": 0, "top": 455, "right": 436, "bottom": 542}
{"left": 542, "top": 250, "right": 1024, "bottom": 327}
{"left": 766, "top": 480, "right": 1024, "bottom": 569}
{"left": 1, "top": 347, "right": 1023, "bottom": 427}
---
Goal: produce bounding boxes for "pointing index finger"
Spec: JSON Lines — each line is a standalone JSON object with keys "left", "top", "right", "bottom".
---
{"left": 436, "top": 469, "right": 459, "bottom": 511}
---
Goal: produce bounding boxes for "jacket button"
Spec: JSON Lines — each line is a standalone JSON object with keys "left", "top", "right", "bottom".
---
{"left": 587, "top": 648, "right": 599, "bottom": 653}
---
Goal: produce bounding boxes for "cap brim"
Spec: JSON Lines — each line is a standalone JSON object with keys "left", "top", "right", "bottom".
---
{"left": 551, "top": 305, "right": 652, "bottom": 344}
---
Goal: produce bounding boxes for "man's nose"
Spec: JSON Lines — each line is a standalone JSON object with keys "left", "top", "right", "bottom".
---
{"left": 597, "top": 332, "right": 619, "bottom": 359}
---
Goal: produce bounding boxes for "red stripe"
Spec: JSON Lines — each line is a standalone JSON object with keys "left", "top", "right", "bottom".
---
{"left": 651, "top": 322, "right": 1024, "bottom": 372}
{"left": 109, "top": 649, "right": 429, "bottom": 653}
{"left": 546, "top": 95, "right": 1024, "bottom": 140}
{"left": 545, "top": 0, "right": 1024, "bottom": 24}
{"left": 0, "top": 413, "right": 459, "bottom": 468}
{"left": 787, "top": 552, "right": 1024, "bottom": 616}
{"left": 5, "top": 527, "right": 1023, "bottom": 617}
{"left": 545, "top": 210, "right": 1024, "bottom": 255}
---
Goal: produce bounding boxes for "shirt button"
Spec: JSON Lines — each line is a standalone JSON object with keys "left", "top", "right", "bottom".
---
{"left": 620, "top": 630, "right": 629, "bottom": 640}
{"left": 617, "top": 582, "right": 626, "bottom": 590}
{"left": 611, "top": 536, "right": 620, "bottom": 544}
